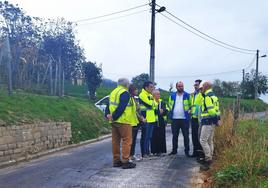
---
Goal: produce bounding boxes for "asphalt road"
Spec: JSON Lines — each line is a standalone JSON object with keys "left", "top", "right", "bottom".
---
{"left": 0, "top": 127, "right": 200, "bottom": 188}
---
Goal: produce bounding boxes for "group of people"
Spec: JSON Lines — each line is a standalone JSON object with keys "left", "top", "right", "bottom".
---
{"left": 106, "top": 78, "right": 220, "bottom": 171}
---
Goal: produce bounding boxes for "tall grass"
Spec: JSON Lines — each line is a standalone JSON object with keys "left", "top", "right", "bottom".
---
{"left": 211, "top": 110, "right": 268, "bottom": 187}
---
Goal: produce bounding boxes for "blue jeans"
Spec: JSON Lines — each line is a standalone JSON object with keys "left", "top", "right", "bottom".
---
{"left": 144, "top": 122, "right": 155, "bottom": 155}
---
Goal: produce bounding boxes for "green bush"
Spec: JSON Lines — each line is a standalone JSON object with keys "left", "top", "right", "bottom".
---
{"left": 215, "top": 165, "right": 247, "bottom": 187}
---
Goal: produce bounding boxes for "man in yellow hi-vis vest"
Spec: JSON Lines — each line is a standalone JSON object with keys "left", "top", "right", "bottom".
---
{"left": 139, "top": 81, "right": 156, "bottom": 157}
{"left": 190, "top": 79, "right": 204, "bottom": 159}
{"left": 199, "top": 81, "right": 221, "bottom": 171}
{"left": 107, "top": 78, "right": 138, "bottom": 169}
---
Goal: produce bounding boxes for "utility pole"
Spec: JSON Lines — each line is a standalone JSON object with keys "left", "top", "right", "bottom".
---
{"left": 255, "top": 49, "right": 259, "bottom": 99}
{"left": 149, "top": 0, "right": 156, "bottom": 83}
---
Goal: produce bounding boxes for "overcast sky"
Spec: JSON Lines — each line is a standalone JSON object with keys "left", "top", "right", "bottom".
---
{"left": 8, "top": 0, "right": 268, "bottom": 94}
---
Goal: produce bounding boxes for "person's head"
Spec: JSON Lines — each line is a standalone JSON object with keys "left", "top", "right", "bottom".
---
{"left": 194, "top": 79, "right": 202, "bottom": 91}
{"left": 200, "top": 81, "right": 212, "bottom": 93}
{"left": 152, "top": 89, "right": 161, "bottom": 101}
{"left": 143, "top": 81, "right": 154, "bottom": 94}
{"left": 118, "top": 78, "right": 130, "bottom": 89}
{"left": 176, "top": 81, "right": 184, "bottom": 93}
{"left": 129, "top": 84, "right": 138, "bottom": 96}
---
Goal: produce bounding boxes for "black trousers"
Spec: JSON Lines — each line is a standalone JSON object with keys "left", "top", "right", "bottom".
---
{"left": 140, "top": 124, "right": 146, "bottom": 157}
{"left": 191, "top": 118, "right": 203, "bottom": 156}
{"left": 130, "top": 125, "right": 140, "bottom": 156}
{"left": 171, "top": 119, "right": 189, "bottom": 154}
{"left": 151, "top": 124, "right": 167, "bottom": 154}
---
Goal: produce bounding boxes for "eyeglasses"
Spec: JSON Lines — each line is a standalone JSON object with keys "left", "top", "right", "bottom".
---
{"left": 194, "top": 84, "right": 199, "bottom": 86}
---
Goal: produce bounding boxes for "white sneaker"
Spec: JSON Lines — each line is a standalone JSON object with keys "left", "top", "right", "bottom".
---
{"left": 131, "top": 155, "right": 142, "bottom": 161}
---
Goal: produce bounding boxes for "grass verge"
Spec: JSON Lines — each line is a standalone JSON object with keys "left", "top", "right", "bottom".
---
{"left": 0, "top": 90, "right": 110, "bottom": 143}
{"left": 210, "top": 111, "right": 268, "bottom": 188}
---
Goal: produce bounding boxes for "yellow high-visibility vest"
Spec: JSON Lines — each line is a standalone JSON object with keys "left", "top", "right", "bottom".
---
{"left": 139, "top": 89, "right": 157, "bottom": 123}
{"left": 109, "top": 86, "right": 139, "bottom": 125}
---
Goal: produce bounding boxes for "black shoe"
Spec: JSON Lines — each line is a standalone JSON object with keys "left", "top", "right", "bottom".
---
{"left": 168, "top": 151, "right": 177, "bottom": 156}
{"left": 122, "top": 161, "right": 136, "bottom": 169}
{"left": 199, "top": 160, "right": 212, "bottom": 171}
{"left": 196, "top": 157, "right": 205, "bottom": 164}
{"left": 113, "top": 161, "right": 122, "bottom": 167}
{"left": 200, "top": 164, "right": 210, "bottom": 171}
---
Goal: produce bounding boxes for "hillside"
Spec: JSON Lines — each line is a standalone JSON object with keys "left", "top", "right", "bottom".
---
{"left": 65, "top": 83, "right": 268, "bottom": 113}
{"left": 0, "top": 90, "right": 110, "bottom": 143}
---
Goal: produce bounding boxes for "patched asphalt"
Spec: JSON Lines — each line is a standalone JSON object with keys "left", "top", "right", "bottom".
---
{"left": 0, "top": 127, "right": 200, "bottom": 188}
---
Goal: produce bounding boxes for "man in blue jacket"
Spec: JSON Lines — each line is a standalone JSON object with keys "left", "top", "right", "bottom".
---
{"left": 168, "top": 81, "right": 191, "bottom": 157}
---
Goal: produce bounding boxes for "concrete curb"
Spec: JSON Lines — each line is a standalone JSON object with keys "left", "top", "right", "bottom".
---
{"left": 0, "top": 134, "right": 112, "bottom": 169}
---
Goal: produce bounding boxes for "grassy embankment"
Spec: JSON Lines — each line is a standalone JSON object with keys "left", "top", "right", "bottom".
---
{"left": 208, "top": 111, "right": 268, "bottom": 188}
{"left": 0, "top": 90, "right": 110, "bottom": 143}
{"left": 1, "top": 82, "right": 267, "bottom": 145}
{"left": 66, "top": 83, "right": 268, "bottom": 112}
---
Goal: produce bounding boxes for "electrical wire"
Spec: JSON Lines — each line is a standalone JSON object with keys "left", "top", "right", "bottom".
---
{"left": 157, "top": 55, "right": 256, "bottom": 79}
{"left": 76, "top": 9, "right": 149, "bottom": 26}
{"left": 157, "top": 70, "right": 242, "bottom": 79}
{"left": 160, "top": 13, "right": 255, "bottom": 55}
{"left": 73, "top": 3, "right": 148, "bottom": 23}
{"left": 164, "top": 11, "right": 256, "bottom": 52}
{"left": 244, "top": 55, "right": 256, "bottom": 70}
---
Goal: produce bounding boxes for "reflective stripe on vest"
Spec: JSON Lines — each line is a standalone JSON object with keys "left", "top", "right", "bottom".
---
{"left": 201, "top": 89, "right": 219, "bottom": 119}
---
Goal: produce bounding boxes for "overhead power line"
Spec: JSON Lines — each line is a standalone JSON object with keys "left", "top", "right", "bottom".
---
{"left": 244, "top": 55, "right": 256, "bottom": 70}
{"left": 163, "top": 10, "right": 256, "bottom": 52}
{"left": 157, "top": 54, "right": 256, "bottom": 79}
{"left": 73, "top": 3, "right": 148, "bottom": 23}
{"left": 158, "top": 70, "right": 242, "bottom": 79}
{"left": 76, "top": 9, "right": 149, "bottom": 26}
{"left": 159, "top": 13, "right": 255, "bottom": 55}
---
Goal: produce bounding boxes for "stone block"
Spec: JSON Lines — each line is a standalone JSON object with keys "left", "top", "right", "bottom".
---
{"left": 0, "top": 144, "right": 9, "bottom": 151}
{"left": 0, "top": 156, "right": 10, "bottom": 162}
{"left": 4, "top": 149, "right": 14, "bottom": 155}
{"left": 13, "top": 148, "right": 22, "bottom": 154}
{"left": 0, "top": 136, "right": 15, "bottom": 145}
{"left": 10, "top": 153, "right": 24, "bottom": 160}
{"left": 8, "top": 143, "right": 17, "bottom": 149}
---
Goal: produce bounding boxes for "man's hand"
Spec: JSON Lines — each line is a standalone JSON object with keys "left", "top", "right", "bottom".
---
{"left": 159, "top": 109, "right": 164, "bottom": 115}
{"left": 106, "top": 114, "right": 113, "bottom": 121}
{"left": 142, "top": 117, "right": 147, "bottom": 123}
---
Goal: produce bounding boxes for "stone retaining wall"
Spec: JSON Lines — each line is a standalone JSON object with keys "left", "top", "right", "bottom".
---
{"left": 0, "top": 122, "right": 71, "bottom": 165}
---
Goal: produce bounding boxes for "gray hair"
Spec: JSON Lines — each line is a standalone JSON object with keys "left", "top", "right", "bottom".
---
{"left": 152, "top": 89, "right": 160, "bottom": 96}
{"left": 118, "top": 78, "right": 130, "bottom": 88}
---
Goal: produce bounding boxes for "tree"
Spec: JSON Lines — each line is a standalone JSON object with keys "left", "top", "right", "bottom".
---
{"left": 221, "top": 81, "right": 240, "bottom": 97}
{"left": 0, "top": 1, "right": 40, "bottom": 90}
{"left": 83, "top": 61, "right": 102, "bottom": 100}
{"left": 101, "top": 78, "right": 117, "bottom": 88}
{"left": 241, "top": 69, "right": 268, "bottom": 99}
{"left": 213, "top": 79, "right": 223, "bottom": 97}
{"left": 131, "top": 73, "right": 149, "bottom": 90}
{"left": 213, "top": 79, "right": 240, "bottom": 97}
{"left": 0, "top": 2, "right": 86, "bottom": 96}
